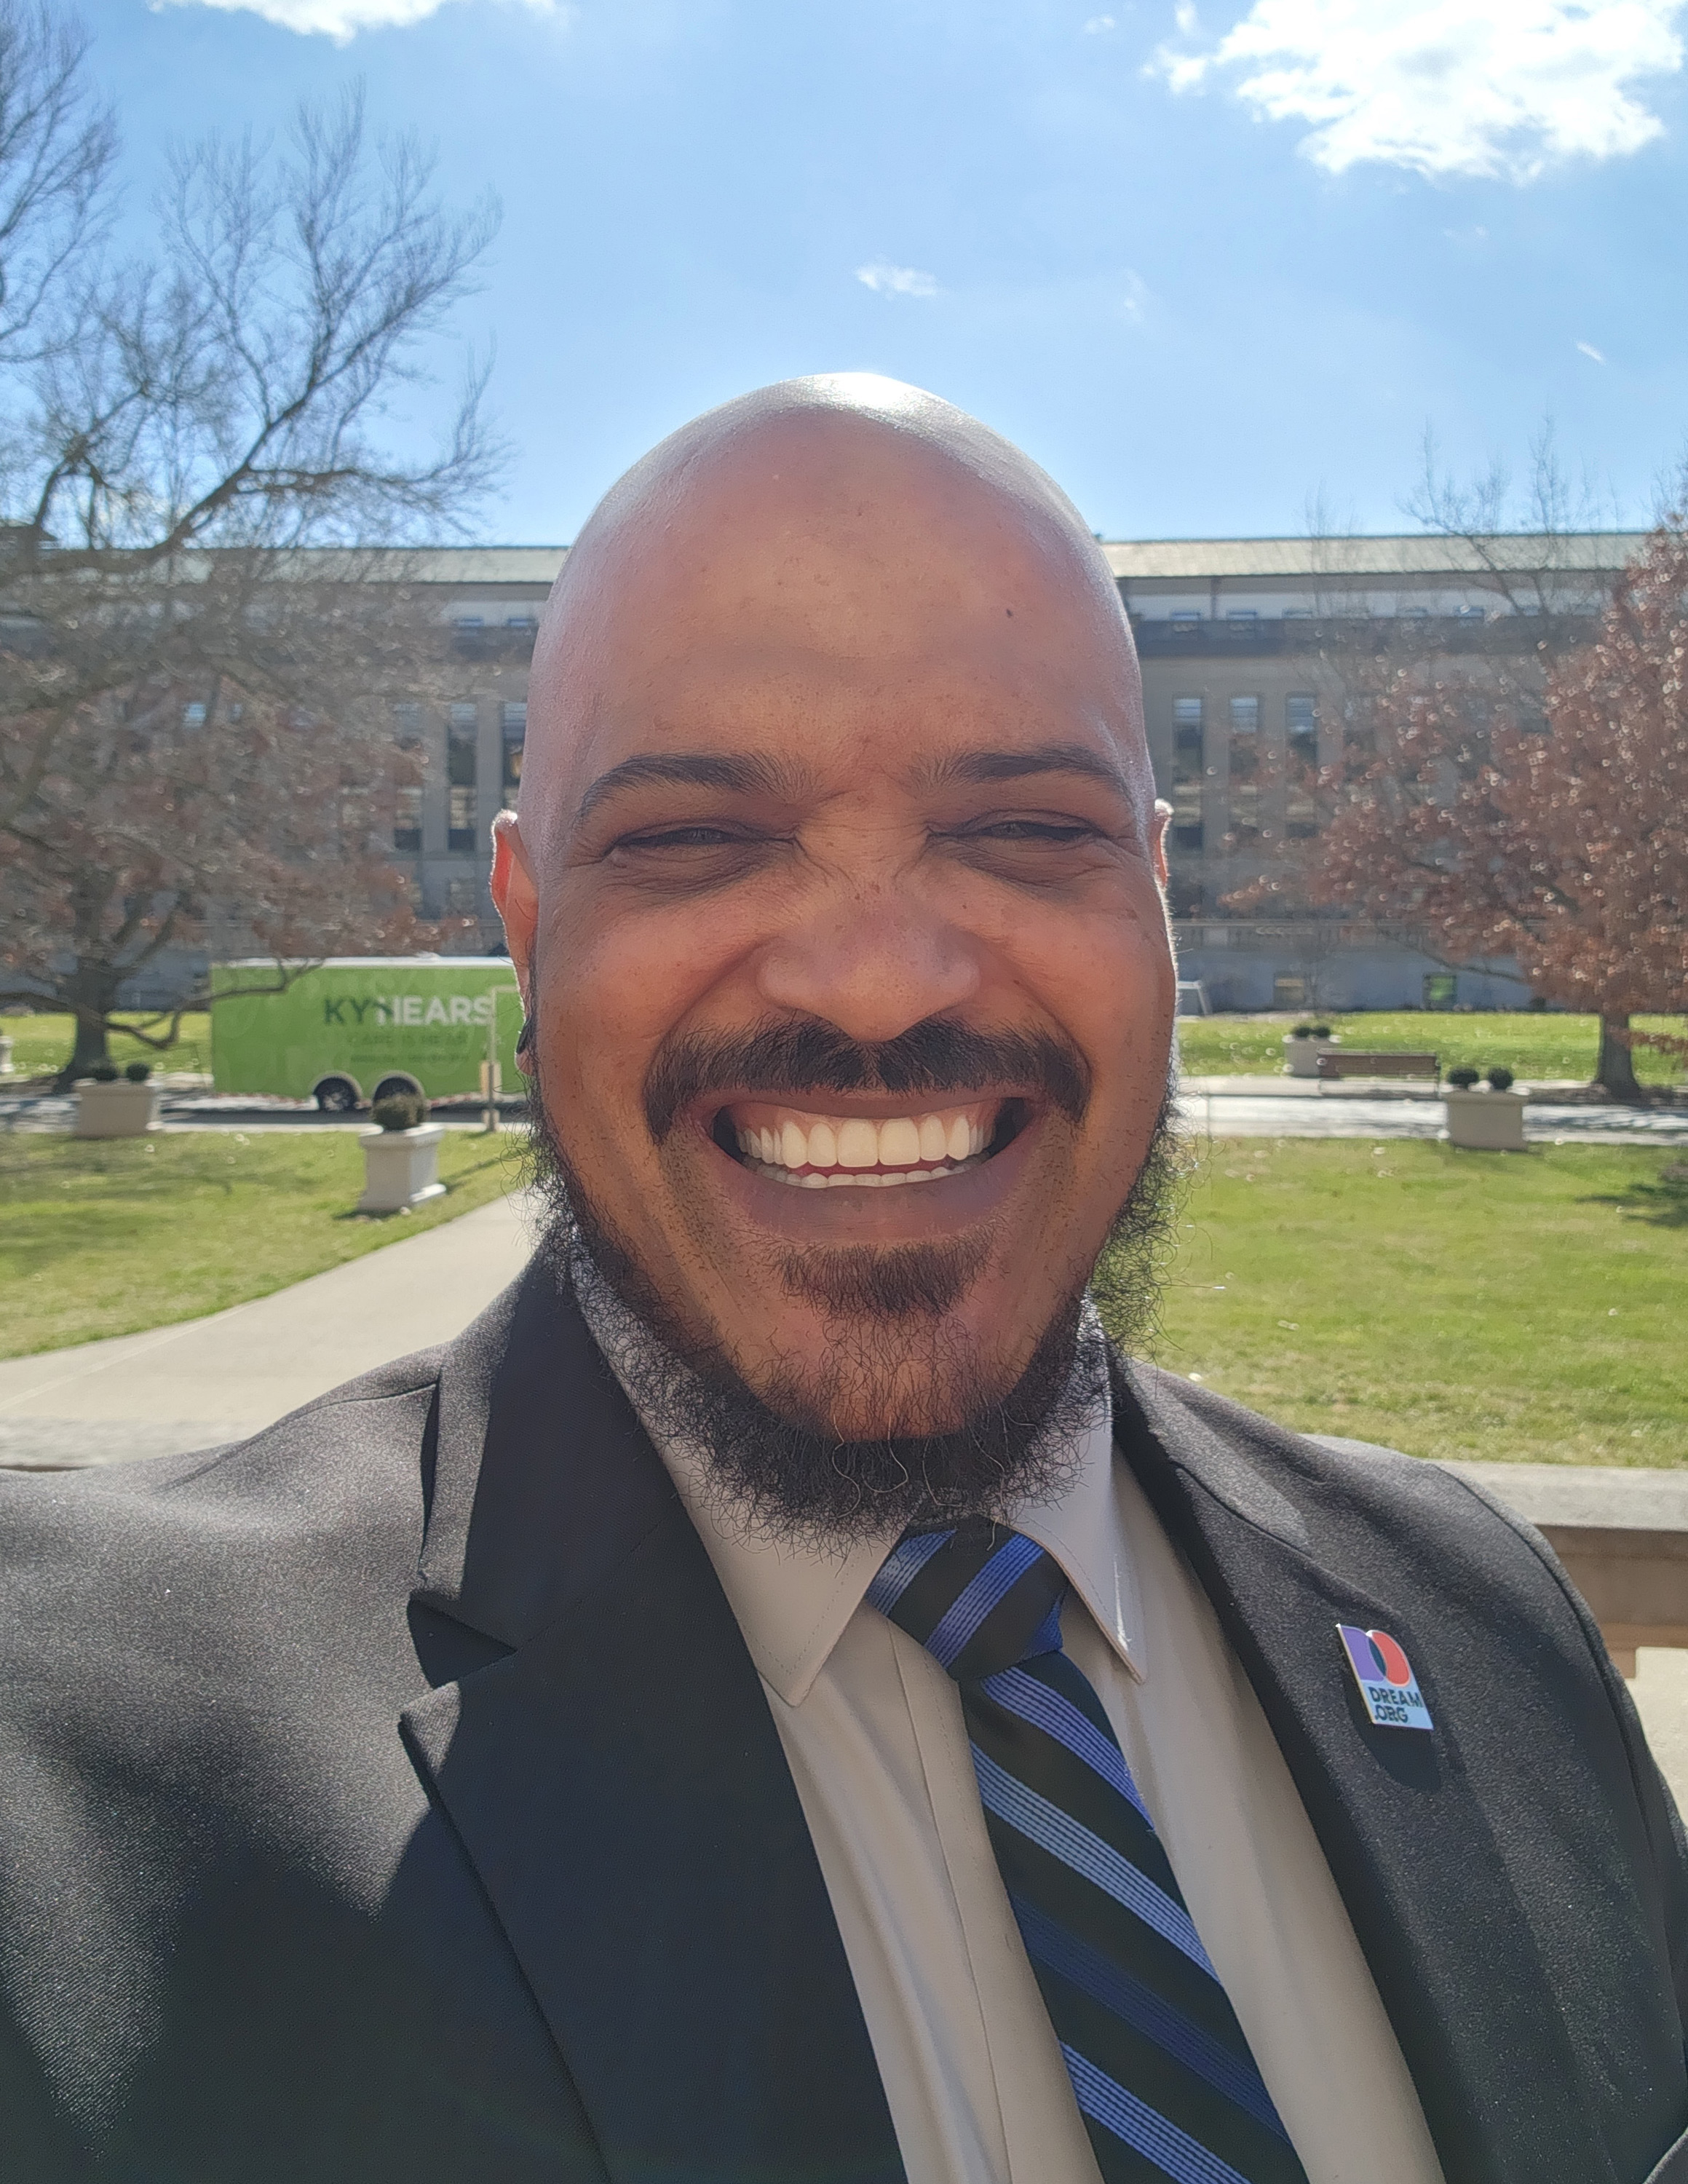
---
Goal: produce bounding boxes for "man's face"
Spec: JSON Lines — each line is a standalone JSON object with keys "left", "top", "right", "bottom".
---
{"left": 494, "top": 419, "right": 1175, "bottom": 1445}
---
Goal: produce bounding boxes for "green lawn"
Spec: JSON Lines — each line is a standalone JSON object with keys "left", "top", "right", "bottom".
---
{"left": 1106, "top": 1139, "right": 1688, "bottom": 1468}
{"left": 1, "top": 1010, "right": 214, "bottom": 1080}
{"left": 1, "top": 1128, "right": 529, "bottom": 1358}
{"left": 1176, "top": 1010, "right": 1686, "bottom": 1085}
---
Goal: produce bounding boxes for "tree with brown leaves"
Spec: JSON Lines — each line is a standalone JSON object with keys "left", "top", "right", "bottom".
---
{"left": 1269, "top": 526, "right": 1687, "bottom": 1099}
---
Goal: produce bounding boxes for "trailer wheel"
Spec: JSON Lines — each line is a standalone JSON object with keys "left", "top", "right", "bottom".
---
{"left": 314, "top": 1076, "right": 360, "bottom": 1113}
{"left": 371, "top": 1073, "right": 424, "bottom": 1104}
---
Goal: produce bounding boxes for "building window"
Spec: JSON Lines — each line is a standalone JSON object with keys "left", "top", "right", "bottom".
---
{"left": 181, "top": 701, "right": 207, "bottom": 729}
{"left": 1285, "top": 692, "right": 1318, "bottom": 837}
{"left": 453, "top": 615, "right": 484, "bottom": 631}
{"left": 392, "top": 700, "right": 423, "bottom": 749}
{"left": 1273, "top": 976, "right": 1307, "bottom": 1008}
{"left": 1224, "top": 609, "right": 1258, "bottom": 621}
{"left": 1424, "top": 973, "right": 1458, "bottom": 1008}
{"left": 1229, "top": 695, "right": 1261, "bottom": 839}
{"left": 394, "top": 784, "right": 422, "bottom": 852}
{"left": 505, "top": 614, "right": 537, "bottom": 631}
{"left": 1171, "top": 697, "right": 1203, "bottom": 850}
{"left": 448, "top": 712, "right": 478, "bottom": 852}
{"left": 502, "top": 700, "right": 526, "bottom": 802}
{"left": 1282, "top": 608, "right": 1313, "bottom": 620}
{"left": 1459, "top": 606, "right": 1486, "bottom": 622}
{"left": 445, "top": 877, "right": 480, "bottom": 914}
{"left": 1168, "top": 875, "right": 1203, "bottom": 918}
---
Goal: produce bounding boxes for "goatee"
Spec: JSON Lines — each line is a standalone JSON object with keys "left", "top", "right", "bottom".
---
{"left": 523, "top": 1023, "right": 1184, "bottom": 1548}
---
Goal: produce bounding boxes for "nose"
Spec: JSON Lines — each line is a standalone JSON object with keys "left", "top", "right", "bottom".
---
{"left": 753, "top": 883, "right": 984, "bottom": 1044}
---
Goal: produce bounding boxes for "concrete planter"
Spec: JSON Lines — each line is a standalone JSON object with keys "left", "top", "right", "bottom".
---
{"left": 1445, "top": 1087, "right": 1528, "bottom": 1150}
{"left": 0, "top": 1033, "right": 13, "bottom": 1075}
{"left": 357, "top": 1123, "right": 446, "bottom": 1214}
{"left": 74, "top": 1080, "right": 162, "bottom": 1138}
{"left": 1283, "top": 1035, "right": 1340, "bottom": 1079}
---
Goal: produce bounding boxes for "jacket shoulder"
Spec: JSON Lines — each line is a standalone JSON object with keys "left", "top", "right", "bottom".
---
{"left": 1121, "top": 1356, "right": 1561, "bottom": 1587}
{"left": 0, "top": 1345, "right": 448, "bottom": 1664}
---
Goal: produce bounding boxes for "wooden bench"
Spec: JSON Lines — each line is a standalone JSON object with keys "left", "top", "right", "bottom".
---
{"left": 1316, "top": 1051, "right": 1441, "bottom": 1083}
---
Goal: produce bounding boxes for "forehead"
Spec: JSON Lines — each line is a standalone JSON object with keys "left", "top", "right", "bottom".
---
{"left": 526, "top": 417, "right": 1144, "bottom": 831}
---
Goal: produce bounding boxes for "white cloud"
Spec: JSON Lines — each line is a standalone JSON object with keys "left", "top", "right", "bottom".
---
{"left": 152, "top": 0, "right": 562, "bottom": 45}
{"left": 1083, "top": 15, "right": 1118, "bottom": 31}
{"left": 856, "top": 260, "right": 940, "bottom": 298}
{"left": 1577, "top": 339, "right": 1608, "bottom": 361}
{"left": 1150, "top": 0, "right": 1687, "bottom": 181}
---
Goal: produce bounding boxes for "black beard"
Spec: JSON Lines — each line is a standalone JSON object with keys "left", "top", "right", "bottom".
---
{"left": 521, "top": 1039, "right": 1183, "bottom": 1548}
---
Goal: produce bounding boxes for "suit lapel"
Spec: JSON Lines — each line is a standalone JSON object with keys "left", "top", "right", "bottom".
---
{"left": 1112, "top": 1355, "right": 1619, "bottom": 2184}
{"left": 403, "top": 1260, "right": 905, "bottom": 2184}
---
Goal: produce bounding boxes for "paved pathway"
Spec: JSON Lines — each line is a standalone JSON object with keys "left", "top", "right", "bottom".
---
{"left": 1173, "top": 1087, "right": 1688, "bottom": 1144}
{"left": 9, "top": 1077, "right": 1682, "bottom": 1144}
{"left": 0, "top": 1190, "right": 539, "bottom": 1469}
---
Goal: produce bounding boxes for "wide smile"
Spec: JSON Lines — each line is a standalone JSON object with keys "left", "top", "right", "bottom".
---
{"left": 718, "top": 1097, "right": 1024, "bottom": 1190}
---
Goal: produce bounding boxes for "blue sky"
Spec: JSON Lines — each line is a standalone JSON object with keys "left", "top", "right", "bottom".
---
{"left": 86, "top": 0, "right": 1688, "bottom": 542}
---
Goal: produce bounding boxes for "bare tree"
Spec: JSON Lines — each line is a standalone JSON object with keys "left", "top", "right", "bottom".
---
{"left": 0, "top": 0, "right": 114, "bottom": 365}
{"left": 0, "top": 21, "right": 503, "bottom": 1076}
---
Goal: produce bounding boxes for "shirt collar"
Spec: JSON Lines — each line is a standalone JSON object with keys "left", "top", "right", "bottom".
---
{"left": 572, "top": 1254, "right": 1144, "bottom": 1705}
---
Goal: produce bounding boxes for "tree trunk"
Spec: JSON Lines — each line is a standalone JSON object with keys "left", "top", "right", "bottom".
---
{"left": 51, "top": 969, "right": 120, "bottom": 1089}
{"left": 1596, "top": 1013, "right": 1644, "bottom": 1102}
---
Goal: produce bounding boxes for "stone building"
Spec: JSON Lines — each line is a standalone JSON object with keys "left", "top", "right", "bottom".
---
{"left": 376, "top": 531, "right": 1642, "bottom": 1009}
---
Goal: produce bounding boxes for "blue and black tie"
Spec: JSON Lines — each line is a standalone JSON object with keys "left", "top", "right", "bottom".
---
{"left": 868, "top": 1519, "right": 1308, "bottom": 2184}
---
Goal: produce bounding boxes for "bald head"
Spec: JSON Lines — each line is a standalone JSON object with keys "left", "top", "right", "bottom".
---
{"left": 490, "top": 371, "right": 1175, "bottom": 1467}
{"left": 518, "top": 373, "right": 1149, "bottom": 859}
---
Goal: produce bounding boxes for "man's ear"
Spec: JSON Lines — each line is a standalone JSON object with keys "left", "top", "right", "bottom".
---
{"left": 1151, "top": 799, "right": 1172, "bottom": 890}
{"left": 490, "top": 813, "right": 538, "bottom": 1018}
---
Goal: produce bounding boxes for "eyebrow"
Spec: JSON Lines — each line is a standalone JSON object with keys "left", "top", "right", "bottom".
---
{"left": 574, "top": 751, "right": 795, "bottom": 828}
{"left": 921, "top": 741, "right": 1133, "bottom": 795}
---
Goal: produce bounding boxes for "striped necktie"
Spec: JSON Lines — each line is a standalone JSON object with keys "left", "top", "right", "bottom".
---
{"left": 868, "top": 1519, "right": 1308, "bottom": 2184}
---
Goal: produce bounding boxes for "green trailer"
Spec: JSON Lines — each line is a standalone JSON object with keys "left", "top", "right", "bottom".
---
{"left": 210, "top": 959, "right": 524, "bottom": 1110}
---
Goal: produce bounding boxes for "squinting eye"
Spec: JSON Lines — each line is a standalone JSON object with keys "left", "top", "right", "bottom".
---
{"left": 970, "top": 820, "right": 1094, "bottom": 843}
{"left": 620, "top": 826, "right": 739, "bottom": 850}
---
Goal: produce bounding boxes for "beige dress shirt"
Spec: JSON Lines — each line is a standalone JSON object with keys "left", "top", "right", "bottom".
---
{"left": 579, "top": 1286, "right": 1446, "bottom": 2184}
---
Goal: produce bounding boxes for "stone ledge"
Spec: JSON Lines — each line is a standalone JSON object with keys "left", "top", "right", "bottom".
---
{"left": 1315, "top": 1439, "right": 1688, "bottom": 1676}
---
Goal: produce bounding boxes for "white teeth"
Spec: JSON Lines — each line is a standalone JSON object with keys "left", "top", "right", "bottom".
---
{"left": 879, "top": 1117, "right": 922, "bottom": 1168}
{"left": 736, "top": 1104, "right": 1000, "bottom": 1183}
{"left": 837, "top": 1118, "right": 879, "bottom": 1168}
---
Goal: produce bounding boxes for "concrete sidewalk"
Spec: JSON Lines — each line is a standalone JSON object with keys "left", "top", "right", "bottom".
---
{"left": 0, "top": 1190, "right": 539, "bottom": 1469}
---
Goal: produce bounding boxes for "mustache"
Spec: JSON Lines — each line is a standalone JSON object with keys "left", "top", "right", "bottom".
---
{"left": 643, "top": 1013, "right": 1091, "bottom": 1143}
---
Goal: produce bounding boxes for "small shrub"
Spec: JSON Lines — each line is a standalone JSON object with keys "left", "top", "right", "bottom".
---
{"left": 123, "top": 1061, "right": 152, "bottom": 1083}
{"left": 1290, "top": 1024, "right": 1315, "bottom": 1039}
{"left": 372, "top": 1092, "right": 429, "bottom": 1132}
{"left": 1486, "top": 1065, "right": 1515, "bottom": 1092}
{"left": 86, "top": 1062, "right": 119, "bottom": 1082}
{"left": 1309, "top": 1024, "right": 1332, "bottom": 1039}
{"left": 1447, "top": 1066, "right": 1481, "bottom": 1089}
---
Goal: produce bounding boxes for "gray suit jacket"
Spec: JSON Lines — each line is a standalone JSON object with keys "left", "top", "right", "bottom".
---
{"left": 1, "top": 1256, "right": 1685, "bottom": 2183}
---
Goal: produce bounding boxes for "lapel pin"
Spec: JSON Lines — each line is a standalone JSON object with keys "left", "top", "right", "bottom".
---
{"left": 1337, "top": 1624, "right": 1434, "bottom": 1732}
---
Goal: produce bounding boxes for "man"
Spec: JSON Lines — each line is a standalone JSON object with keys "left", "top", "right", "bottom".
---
{"left": 0, "top": 376, "right": 1684, "bottom": 2184}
